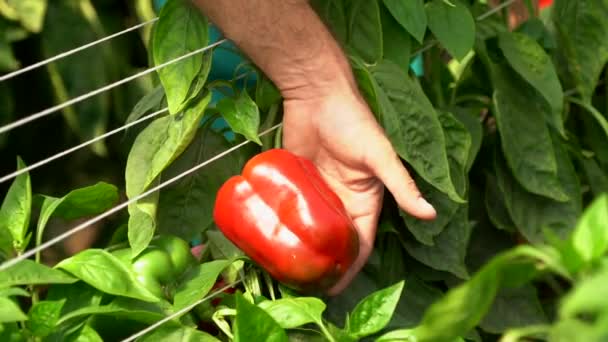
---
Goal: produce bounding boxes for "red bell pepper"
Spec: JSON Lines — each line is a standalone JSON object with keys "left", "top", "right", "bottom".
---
{"left": 213, "top": 149, "right": 359, "bottom": 292}
{"left": 539, "top": 0, "right": 553, "bottom": 9}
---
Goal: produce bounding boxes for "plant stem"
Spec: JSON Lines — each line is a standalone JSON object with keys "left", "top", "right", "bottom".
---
{"left": 318, "top": 322, "right": 337, "bottom": 342}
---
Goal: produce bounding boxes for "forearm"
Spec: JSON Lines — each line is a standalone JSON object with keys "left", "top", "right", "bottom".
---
{"left": 192, "top": 0, "right": 356, "bottom": 98}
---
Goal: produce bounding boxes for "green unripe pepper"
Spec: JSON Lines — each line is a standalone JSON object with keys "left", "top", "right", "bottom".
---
{"left": 112, "top": 235, "right": 197, "bottom": 299}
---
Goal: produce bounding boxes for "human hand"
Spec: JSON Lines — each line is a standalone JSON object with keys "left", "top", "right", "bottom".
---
{"left": 282, "top": 82, "right": 437, "bottom": 295}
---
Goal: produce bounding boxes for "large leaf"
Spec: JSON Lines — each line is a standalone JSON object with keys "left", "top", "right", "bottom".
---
{"left": 173, "top": 260, "right": 232, "bottom": 310}
{"left": 347, "top": 0, "right": 382, "bottom": 63}
{"left": 42, "top": 0, "right": 110, "bottom": 155}
{"left": 382, "top": 0, "right": 426, "bottom": 43}
{"left": 495, "top": 135, "right": 582, "bottom": 243}
{"left": 497, "top": 32, "right": 565, "bottom": 136}
{"left": 403, "top": 111, "right": 470, "bottom": 244}
{"left": 371, "top": 60, "right": 462, "bottom": 203}
{"left": 0, "top": 259, "right": 76, "bottom": 287}
{"left": 347, "top": 281, "right": 404, "bottom": 339}
{"left": 35, "top": 182, "right": 118, "bottom": 256}
{"left": 0, "top": 157, "right": 30, "bottom": 252}
{"left": 153, "top": 0, "right": 209, "bottom": 114}
{"left": 55, "top": 249, "right": 160, "bottom": 303}
{"left": 552, "top": 0, "right": 608, "bottom": 103}
{"left": 157, "top": 128, "right": 243, "bottom": 241}
{"left": 234, "top": 294, "right": 288, "bottom": 342}
{"left": 125, "top": 92, "right": 211, "bottom": 256}
{"left": 479, "top": 285, "right": 547, "bottom": 334}
{"left": 27, "top": 300, "right": 65, "bottom": 337}
{"left": 425, "top": 0, "right": 475, "bottom": 61}
{"left": 411, "top": 246, "right": 558, "bottom": 342}
{"left": 258, "top": 297, "right": 326, "bottom": 330}
{"left": 0, "top": 297, "right": 27, "bottom": 323}
{"left": 404, "top": 206, "right": 472, "bottom": 278}
{"left": 379, "top": 1, "right": 411, "bottom": 70}
{"left": 492, "top": 63, "right": 568, "bottom": 202}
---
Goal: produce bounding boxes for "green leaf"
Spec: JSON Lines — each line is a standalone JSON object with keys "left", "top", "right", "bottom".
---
{"left": 157, "top": 128, "right": 243, "bottom": 241}
{"left": 348, "top": 281, "right": 404, "bottom": 339}
{"left": 55, "top": 249, "right": 160, "bottom": 303}
{"left": 69, "top": 324, "right": 103, "bottom": 342}
{"left": 46, "top": 281, "right": 103, "bottom": 318}
{"left": 403, "top": 111, "right": 470, "bottom": 245}
{"left": 35, "top": 182, "right": 118, "bottom": 254}
{"left": 425, "top": 0, "right": 475, "bottom": 61}
{"left": 451, "top": 108, "right": 482, "bottom": 172}
{"left": 139, "top": 324, "right": 221, "bottom": 342}
{"left": 492, "top": 63, "right": 568, "bottom": 202}
{"left": 125, "top": 85, "right": 165, "bottom": 125}
{"left": 382, "top": 0, "right": 426, "bottom": 43}
{"left": 258, "top": 297, "right": 326, "bottom": 330}
{"left": 28, "top": 299, "right": 65, "bottom": 337}
{"left": 580, "top": 156, "right": 608, "bottom": 197}
{"left": 42, "top": 1, "right": 110, "bottom": 156}
{"left": 234, "top": 294, "right": 288, "bottom": 342}
{"left": 153, "top": 0, "right": 209, "bottom": 114}
{"left": 0, "top": 157, "right": 30, "bottom": 252}
{"left": 404, "top": 206, "right": 472, "bottom": 278}
{"left": 56, "top": 297, "right": 168, "bottom": 326}
{"left": 0, "top": 0, "right": 47, "bottom": 33}
{"left": 217, "top": 90, "right": 262, "bottom": 144}
{"left": 497, "top": 32, "right": 565, "bottom": 136}
{"left": 379, "top": 1, "right": 411, "bottom": 70}
{"left": 568, "top": 194, "right": 608, "bottom": 267}
{"left": 0, "top": 259, "right": 76, "bottom": 287}
{"left": 375, "top": 329, "right": 417, "bottom": 342}
{"left": 371, "top": 60, "right": 462, "bottom": 203}
{"left": 347, "top": 0, "right": 382, "bottom": 63}
{"left": 126, "top": 92, "right": 211, "bottom": 256}
{"left": 173, "top": 260, "right": 232, "bottom": 310}
{"left": 479, "top": 285, "right": 547, "bottom": 334}
{"left": 412, "top": 247, "right": 543, "bottom": 342}
{"left": 485, "top": 174, "right": 516, "bottom": 232}
{"left": 495, "top": 135, "right": 582, "bottom": 243}
{"left": 568, "top": 97, "right": 608, "bottom": 143}
{"left": 552, "top": 0, "right": 608, "bottom": 102}
{"left": 0, "top": 297, "right": 27, "bottom": 323}
{"left": 0, "top": 287, "right": 29, "bottom": 298}
{"left": 560, "top": 263, "right": 608, "bottom": 318}
{"left": 206, "top": 230, "right": 244, "bottom": 283}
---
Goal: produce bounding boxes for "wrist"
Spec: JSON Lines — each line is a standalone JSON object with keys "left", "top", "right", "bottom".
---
{"left": 272, "top": 36, "right": 358, "bottom": 101}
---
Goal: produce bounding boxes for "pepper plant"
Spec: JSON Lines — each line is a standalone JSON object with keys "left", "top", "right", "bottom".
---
{"left": 1, "top": 0, "right": 608, "bottom": 341}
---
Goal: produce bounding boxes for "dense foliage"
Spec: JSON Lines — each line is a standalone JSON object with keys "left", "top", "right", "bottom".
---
{"left": 1, "top": 0, "right": 608, "bottom": 341}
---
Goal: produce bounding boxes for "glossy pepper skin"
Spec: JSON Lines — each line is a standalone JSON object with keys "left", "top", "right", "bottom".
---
{"left": 112, "top": 235, "right": 196, "bottom": 299}
{"left": 213, "top": 149, "right": 359, "bottom": 292}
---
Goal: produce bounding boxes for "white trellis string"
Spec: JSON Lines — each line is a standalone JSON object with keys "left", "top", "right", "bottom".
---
{"left": 120, "top": 280, "right": 243, "bottom": 342}
{"left": 0, "top": 39, "right": 227, "bottom": 136}
{"left": 0, "top": 18, "right": 159, "bottom": 83}
{"left": 0, "top": 107, "right": 168, "bottom": 184}
{"left": 0, "top": 123, "right": 282, "bottom": 272}
{"left": 476, "top": 0, "right": 518, "bottom": 21}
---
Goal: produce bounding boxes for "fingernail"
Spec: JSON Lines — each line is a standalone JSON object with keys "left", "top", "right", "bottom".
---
{"left": 418, "top": 197, "right": 436, "bottom": 215}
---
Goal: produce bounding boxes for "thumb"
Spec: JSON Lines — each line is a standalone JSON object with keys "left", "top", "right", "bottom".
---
{"left": 366, "top": 136, "right": 436, "bottom": 220}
